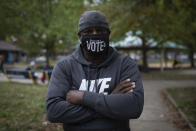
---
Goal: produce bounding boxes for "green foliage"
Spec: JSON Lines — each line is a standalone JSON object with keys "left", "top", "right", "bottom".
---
{"left": 91, "top": 0, "right": 196, "bottom": 68}
{"left": 21, "top": 0, "right": 85, "bottom": 56}
{"left": 2, "top": 0, "right": 195, "bottom": 66}
{"left": 94, "top": 0, "right": 196, "bottom": 50}
{"left": 0, "top": 0, "right": 26, "bottom": 39}
{"left": 0, "top": 0, "right": 86, "bottom": 63}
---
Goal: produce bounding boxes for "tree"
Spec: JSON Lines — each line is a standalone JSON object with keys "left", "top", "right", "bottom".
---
{"left": 21, "top": 0, "right": 85, "bottom": 65}
{"left": 92, "top": 0, "right": 162, "bottom": 71}
{"left": 166, "top": 0, "right": 196, "bottom": 67}
{"left": 0, "top": 0, "right": 86, "bottom": 66}
{"left": 92, "top": 0, "right": 196, "bottom": 68}
{"left": 0, "top": 0, "right": 30, "bottom": 39}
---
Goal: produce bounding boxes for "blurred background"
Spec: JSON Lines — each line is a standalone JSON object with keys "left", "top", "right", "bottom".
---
{"left": 0, "top": 0, "right": 196, "bottom": 131}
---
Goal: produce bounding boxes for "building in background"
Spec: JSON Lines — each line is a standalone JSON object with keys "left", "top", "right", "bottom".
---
{"left": 0, "top": 41, "right": 25, "bottom": 64}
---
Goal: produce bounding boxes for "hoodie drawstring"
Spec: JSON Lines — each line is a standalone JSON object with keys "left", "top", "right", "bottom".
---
{"left": 87, "top": 66, "right": 90, "bottom": 91}
{"left": 84, "top": 65, "right": 100, "bottom": 93}
{"left": 95, "top": 66, "right": 101, "bottom": 93}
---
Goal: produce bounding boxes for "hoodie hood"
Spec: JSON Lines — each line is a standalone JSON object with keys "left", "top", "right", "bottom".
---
{"left": 72, "top": 45, "right": 119, "bottom": 68}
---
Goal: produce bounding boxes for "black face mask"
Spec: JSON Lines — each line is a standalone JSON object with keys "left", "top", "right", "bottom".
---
{"left": 81, "top": 34, "right": 109, "bottom": 57}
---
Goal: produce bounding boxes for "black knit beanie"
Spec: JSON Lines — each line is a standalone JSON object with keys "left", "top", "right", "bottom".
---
{"left": 78, "top": 10, "right": 110, "bottom": 35}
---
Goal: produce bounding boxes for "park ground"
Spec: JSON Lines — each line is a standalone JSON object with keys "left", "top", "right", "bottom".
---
{"left": 0, "top": 69, "right": 196, "bottom": 131}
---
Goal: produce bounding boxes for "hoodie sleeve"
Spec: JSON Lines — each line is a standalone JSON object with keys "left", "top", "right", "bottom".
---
{"left": 46, "top": 60, "right": 96, "bottom": 124}
{"left": 81, "top": 56, "right": 144, "bottom": 120}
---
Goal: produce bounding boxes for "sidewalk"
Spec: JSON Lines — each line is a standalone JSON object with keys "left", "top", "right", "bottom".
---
{"left": 130, "top": 80, "right": 196, "bottom": 131}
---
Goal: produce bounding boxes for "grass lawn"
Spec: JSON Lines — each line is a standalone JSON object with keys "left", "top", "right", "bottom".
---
{"left": 0, "top": 82, "right": 63, "bottom": 131}
{"left": 166, "top": 87, "right": 196, "bottom": 128}
{"left": 142, "top": 71, "right": 196, "bottom": 80}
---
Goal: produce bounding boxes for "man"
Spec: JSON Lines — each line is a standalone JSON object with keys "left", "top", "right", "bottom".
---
{"left": 46, "top": 10, "right": 144, "bottom": 131}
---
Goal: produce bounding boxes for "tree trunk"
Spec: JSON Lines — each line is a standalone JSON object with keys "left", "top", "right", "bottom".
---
{"left": 164, "top": 50, "right": 168, "bottom": 68}
{"left": 189, "top": 49, "right": 195, "bottom": 68}
{"left": 45, "top": 43, "right": 50, "bottom": 66}
{"left": 160, "top": 49, "right": 164, "bottom": 72}
{"left": 141, "top": 36, "right": 148, "bottom": 72}
{"left": 45, "top": 39, "right": 56, "bottom": 67}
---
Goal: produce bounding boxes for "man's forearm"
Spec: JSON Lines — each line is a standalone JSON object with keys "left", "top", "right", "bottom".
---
{"left": 66, "top": 81, "right": 136, "bottom": 105}
{"left": 66, "top": 90, "right": 84, "bottom": 104}
{"left": 46, "top": 96, "right": 97, "bottom": 124}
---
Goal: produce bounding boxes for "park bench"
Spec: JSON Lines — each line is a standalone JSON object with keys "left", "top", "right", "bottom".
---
{"left": 41, "top": 69, "right": 52, "bottom": 84}
{"left": 3, "top": 68, "right": 37, "bottom": 84}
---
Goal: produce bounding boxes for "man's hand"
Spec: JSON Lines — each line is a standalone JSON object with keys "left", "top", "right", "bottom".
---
{"left": 66, "top": 90, "right": 84, "bottom": 105}
{"left": 112, "top": 79, "right": 136, "bottom": 94}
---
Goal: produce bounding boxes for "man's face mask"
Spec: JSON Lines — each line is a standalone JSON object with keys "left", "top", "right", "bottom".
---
{"left": 81, "top": 34, "right": 109, "bottom": 57}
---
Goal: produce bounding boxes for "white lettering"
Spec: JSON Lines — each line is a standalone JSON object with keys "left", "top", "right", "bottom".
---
{"left": 89, "top": 80, "right": 95, "bottom": 92}
{"left": 99, "top": 78, "right": 111, "bottom": 95}
{"left": 91, "top": 40, "right": 96, "bottom": 51}
{"left": 100, "top": 42, "right": 105, "bottom": 51}
{"left": 96, "top": 42, "right": 100, "bottom": 52}
{"left": 79, "top": 79, "right": 88, "bottom": 91}
{"left": 79, "top": 78, "right": 111, "bottom": 94}
{"left": 87, "top": 41, "right": 91, "bottom": 50}
{"left": 86, "top": 40, "right": 106, "bottom": 52}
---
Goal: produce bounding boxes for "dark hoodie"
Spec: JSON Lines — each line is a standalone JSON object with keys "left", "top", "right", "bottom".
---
{"left": 46, "top": 46, "right": 144, "bottom": 131}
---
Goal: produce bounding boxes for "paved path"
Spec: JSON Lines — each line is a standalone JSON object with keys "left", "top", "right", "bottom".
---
{"left": 179, "top": 69, "right": 196, "bottom": 75}
{"left": 130, "top": 80, "right": 196, "bottom": 131}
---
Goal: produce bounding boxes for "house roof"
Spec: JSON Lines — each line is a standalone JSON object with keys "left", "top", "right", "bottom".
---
{"left": 0, "top": 41, "right": 23, "bottom": 52}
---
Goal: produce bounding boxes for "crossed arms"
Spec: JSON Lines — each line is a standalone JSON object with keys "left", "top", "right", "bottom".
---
{"left": 46, "top": 59, "right": 144, "bottom": 124}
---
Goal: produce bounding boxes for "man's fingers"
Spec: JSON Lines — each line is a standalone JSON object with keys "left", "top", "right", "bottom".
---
{"left": 119, "top": 82, "right": 132, "bottom": 90}
{"left": 121, "top": 87, "right": 132, "bottom": 93}
{"left": 126, "top": 89, "right": 133, "bottom": 94}
{"left": 117, "top": 79, "right": 134, "bottom": 91}
{"left": 131, "top": 82, "right": 136, "bottom": 88}
{"left": 131, "top": 82, "right": 135, "bottom": 86}
{"left": 126, "top": 78, "right": 130, "bottom": 82}
{"left": 120, "top": 78, "right": 130, "bottom": 84}
{"left": 112, "top": 79, "right": 135, "bottom": 94}
{"left": 118, "top": 79, "right": 131, "bottom": 88}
